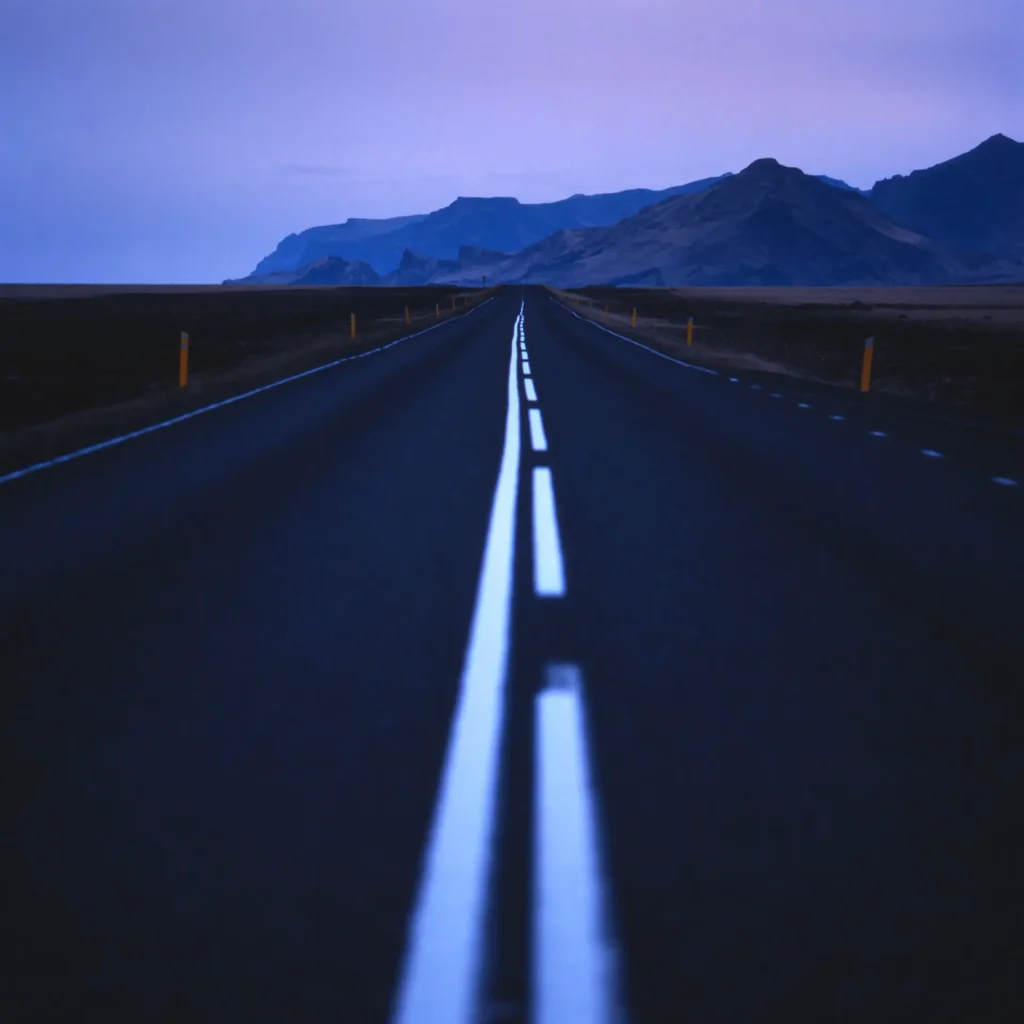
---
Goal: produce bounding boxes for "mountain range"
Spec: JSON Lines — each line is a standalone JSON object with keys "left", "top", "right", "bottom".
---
{"left": 870, "top": 133, "right": 1024, "bottom": 259}
{"left": 243, "top": 176, "right": 732, "bottom": 279}
{"left": 228, "top": 134, "right": 1024, "bottom": 288}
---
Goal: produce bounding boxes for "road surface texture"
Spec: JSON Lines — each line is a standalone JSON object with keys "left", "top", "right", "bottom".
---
{"left": 2, "top": 288, "right": 1022, "bottom": 1023}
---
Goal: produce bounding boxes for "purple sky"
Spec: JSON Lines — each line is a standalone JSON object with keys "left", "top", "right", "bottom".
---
{"left": 3, "top": 0, "right": 1022, "bottom": 283}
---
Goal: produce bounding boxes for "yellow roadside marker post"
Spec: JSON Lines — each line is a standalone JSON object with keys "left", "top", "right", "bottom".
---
{"left": 604, "top": 305, "right": 608, "bottom": 320}
{"left": 860, "top": 336, "right": 875, "bottom": 392}
{"left": 179, "top": 331, "right": 189, "bottom": 387}
{"left": 405, "top": 305, "right": 411, "bottom": 326}
{"left": 632, "top": 307, "right": 637, "bottom": 328}
{"left": 687, "top": 317, "right": 694, "bottom": 346}
{"left": 350, "top": 313, "right": 356, "bottom": 340}
{"left": 436, "top": 302, "right": 440, "bottom": 318}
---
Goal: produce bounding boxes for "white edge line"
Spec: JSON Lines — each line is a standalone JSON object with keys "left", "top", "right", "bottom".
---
{"left": 533, "top": 466, "right": 566, "bottom": 597}
{"left": 528, "top": 408, "right": 549, "bottom": 451}
{"left": 557, "top": 300, "right": 718, "bottom": 376}
{"left": 533, "top": 663, "right": 619, "bottom": 1024}
{"left": 390, "top": 315, "right": 520, "bottom": 1024}
{"left": 0, "top": 296, "right": 496, "bottom": 487}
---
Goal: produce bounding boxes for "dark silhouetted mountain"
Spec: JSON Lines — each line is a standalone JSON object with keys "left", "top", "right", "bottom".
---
{"left": 379, "top": 250, "right": 463, "bottom": 286}
{"left": 436, "top": 157, "right": 1023, "bottom": 287}
{"left": 223, "top": 256, "right": 380, "bottom": 286}
{"left": 455, "top": 245, "right": 511, "bottom": 265}
{"left": 869, "top": 134, "right": 1024, "bottom": 258}
{"left": 231, "top": 135, "right": 1023, "bottom": 287}
{"left": 242, "top": 176, "right": 731, "bottom": 278}
{"left": 290, "top": 257, "right": 380, "bottom": 285}
{"left": 816, "top": 175, "right": 868, "bottom": 194}
{"left": 250, "top": 215, "right": 427, "bottom": 277}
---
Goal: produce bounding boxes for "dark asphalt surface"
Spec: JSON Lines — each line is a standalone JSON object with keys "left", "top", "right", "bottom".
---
{"left": 3, "top": 288, "right": 1023, "bottom": 1022}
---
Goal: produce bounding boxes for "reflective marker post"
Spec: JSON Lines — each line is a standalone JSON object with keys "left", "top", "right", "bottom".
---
{"left": 860, "top": 336, "right": 874, "bottom": 392}
{"left": 179, "top": 331, "right": 189, "bottom": 387}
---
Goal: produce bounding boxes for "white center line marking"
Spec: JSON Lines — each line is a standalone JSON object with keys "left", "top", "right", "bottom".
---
{"left": 869, "top": 430, "right": 887, "bottom": 438}
{"left": 529, "top": 408, "right": 549, "bottom": 452}
{"left": 524, "top": 378, "right": 538, "bottom": 402}
{"left": 921, "top": 449, "right": 943, "bottom": 458}
{"left": 728, "top": 377, "right": 739, "bottom": 383}
{"left": 533, "top": 664, "right": 618, "bottom": 1024}
{"left": 750, "top": 384, "right": 762, "bottom": 390}
{"left": 390, "top": 315, "right": 522, "bottom": 1024}
{"left": 770, "top": 392, "right": 783, "bottom": 398}
{"left": 830, "top": 414, "right": 845, "bottom": 421}
{"left": 992, "top": 476, "right": 1019, "bottom": 487}
{"left": 797, "top": 402, "right": 811, "bottom": 409}
{"left": 533, "top": 467, "right": 566, "bottom": 597}
{"left": 523, "top": 361, "right": 532, "bottom": 376}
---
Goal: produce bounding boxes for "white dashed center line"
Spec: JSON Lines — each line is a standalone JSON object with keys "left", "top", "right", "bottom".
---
{"left": 992, "top": 476, "right": 1019, "bottom": 487}
{"left": 869, "top": 430, "right": 887, "bottom": 438}
{"left": 921, "top": 449, "right": 943, "bottom": 459}
{"left": 770, "top": 393, "right": 783, "bottom": 399}
{"left": 524, "top": 379, "right": 538, "bottom": 402}
{"left": 830, "top": 414, "right": 845, "bottom": 421}
{"left": 533, "top": 664, "right": 618, "bottom": 1024}
{"left": 728, "top": 377, "right": 739, "bottom": 383}
{"left": 533, "top": 467, "right": 566, "bottom": 597}
{"left": 529, "top": 408, "right": 549, "bottom": 452}
{"left": 750, "top": 384, "right": 762, "bottom": 390}
{"left": 797, "top": 403, "right": 811, "bottom": 409}
{"left": 523, "top": 361, "right": 531, "bottom": 376}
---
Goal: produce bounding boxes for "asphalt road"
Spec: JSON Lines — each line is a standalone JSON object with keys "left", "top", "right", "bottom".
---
{"left": 2, "top": 288, "right": 1023, "bottom": 1023}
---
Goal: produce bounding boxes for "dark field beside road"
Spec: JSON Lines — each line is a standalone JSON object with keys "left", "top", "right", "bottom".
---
{"left": 0, "top": 284, "right": 491, "bottom": 474}
{"left": 555, "top": 285, "right": 1024, "bottom": 426}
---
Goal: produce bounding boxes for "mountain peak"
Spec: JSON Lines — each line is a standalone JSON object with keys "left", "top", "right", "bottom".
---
{"left": 450, "top": 195, "right": 521, "bottom": 206}
{"left": 397, "top": 248, "right": 427, "bottom": 268}
{"left": 738, "top": 157, "right": 804, "bottom": 181}
{"left": 869, "top": 133, "right": 1024, "bottom": 258}
{"left": 974, "top": 132, "right": 1019, "bottom": 153}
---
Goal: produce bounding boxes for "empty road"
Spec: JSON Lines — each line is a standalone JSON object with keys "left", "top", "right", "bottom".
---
{"left": 3, "top": 288, "right": 1023, "bottom": 1023}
